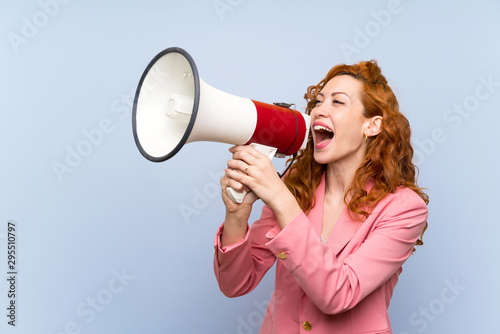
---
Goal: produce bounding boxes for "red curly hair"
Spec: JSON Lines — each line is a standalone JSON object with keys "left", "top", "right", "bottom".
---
{"left": 283, "top": 60, "right": 428, "bottom": 247}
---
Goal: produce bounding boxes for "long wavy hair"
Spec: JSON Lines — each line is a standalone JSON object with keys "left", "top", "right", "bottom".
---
{"left": 283, "top": 60, "right": 428, "bottom": 248}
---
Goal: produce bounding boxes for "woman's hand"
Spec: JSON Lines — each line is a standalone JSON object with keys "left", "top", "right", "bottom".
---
{"left": 220, "top": 164, "right": 258, "bottom": 216}
{"left": 224, "top": 145, "right": 301, "bottom": 228}
{"left": 219, "top": 147, "right": 260, "bottom": 247}
{"left": 220, "top": 145, "right": 302, "bottom": 246}
{"left": 225, "top": 145, "right": 285, "bottom": 208}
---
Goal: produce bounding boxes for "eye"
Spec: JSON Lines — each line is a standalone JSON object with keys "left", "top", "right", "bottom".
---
{"left": 333, "top": 100, "right": 345, "bottom": 105}
{"left": 314, "top": 99, "right": 323, "bottom": 105}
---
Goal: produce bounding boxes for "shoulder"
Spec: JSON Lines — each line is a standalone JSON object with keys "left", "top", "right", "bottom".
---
{"left": 383, "top": 187, "right": 427, "bottom": 209}
{"left": 371, "top": 187, "right": 428, "bottom": 228}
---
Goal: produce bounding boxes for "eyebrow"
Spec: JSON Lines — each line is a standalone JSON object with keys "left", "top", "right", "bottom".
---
{"left": 317, "top": 92, "right": 350, "bottom": 98}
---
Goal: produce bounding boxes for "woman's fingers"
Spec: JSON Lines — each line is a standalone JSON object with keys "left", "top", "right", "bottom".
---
{"left": 226, "top": 159, "right": 252, "bottom": 175}
{"left": 220, "top": 170, "right": 257, "bottom": 209}
{"left": 224, "top": 168, "right": 251, "bottom": 192}
{"left": 229, "top": 145, "right": 264, "bottom": 165}
{"left": 225, "top": 144, "right": 282, "bottom": 206}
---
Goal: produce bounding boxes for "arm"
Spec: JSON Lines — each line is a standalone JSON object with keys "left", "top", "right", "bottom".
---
{"left": 265, "top": 188, "right": 428, "bottom": 314}
{"left": 214, "top": 205, "right": 280, "bottom": 297}
{"left": 215, "top": 145, "right": 287, "bottom": 297}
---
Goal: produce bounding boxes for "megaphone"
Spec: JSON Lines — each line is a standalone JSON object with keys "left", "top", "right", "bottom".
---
{"left": 132, "top": 47, "right": 311, "bottom": 203}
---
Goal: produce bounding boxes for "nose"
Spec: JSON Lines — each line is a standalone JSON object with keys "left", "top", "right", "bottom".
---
{"left": 311, "top": 104, "right": 328, "bottom": 119}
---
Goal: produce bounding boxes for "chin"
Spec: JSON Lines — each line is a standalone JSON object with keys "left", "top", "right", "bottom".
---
{"left": 313, "top": 150, "right": 333, "bottom": 165}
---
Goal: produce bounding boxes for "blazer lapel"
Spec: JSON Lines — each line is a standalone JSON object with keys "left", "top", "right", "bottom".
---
{"left": 305, "top": 173, "right": 326, "bottom": 238}
{"left": 328, "top": 207, "right": 357, "bottom": 255}
{"left": 308, "top": 172, "right": 357, "bottom": 255}
{"left": 270, "top": 172, "right": 362, "bottom": 255}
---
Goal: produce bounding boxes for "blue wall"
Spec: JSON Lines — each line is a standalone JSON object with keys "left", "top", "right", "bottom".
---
{"left": 1, "top": 1, "right": 499, "bottom": 333}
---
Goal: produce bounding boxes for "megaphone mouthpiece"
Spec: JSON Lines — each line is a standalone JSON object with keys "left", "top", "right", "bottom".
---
{"left": 166, "top": 94, "right": 193, "bottom": 121}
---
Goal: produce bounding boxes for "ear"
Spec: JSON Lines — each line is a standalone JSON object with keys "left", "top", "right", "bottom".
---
{"left": 364, "top": 116, "right": 382, "bottom": 137}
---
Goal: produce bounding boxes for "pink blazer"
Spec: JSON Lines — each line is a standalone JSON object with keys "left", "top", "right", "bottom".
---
{"left": 214, "top": 174, "right": 428, "bottom": 333}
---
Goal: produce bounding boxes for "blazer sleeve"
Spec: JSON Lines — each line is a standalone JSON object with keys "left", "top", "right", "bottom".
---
{"left": 213, "top": 205, "right": 279, "bottom": 297}
{"left": 265, "top": 188, "right": 428, "bottom": 314}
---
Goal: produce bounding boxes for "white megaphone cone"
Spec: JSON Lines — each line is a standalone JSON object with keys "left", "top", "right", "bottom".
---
{"left": 132, "top": 47, "right": 311, "bottom": 203}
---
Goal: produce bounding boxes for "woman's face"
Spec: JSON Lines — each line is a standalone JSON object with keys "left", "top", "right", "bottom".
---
{"left": 310, "top": 75, "right": 371, "bottom": 166}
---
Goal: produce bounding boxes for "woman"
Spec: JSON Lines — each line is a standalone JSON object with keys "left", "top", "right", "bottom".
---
{"left": 214, "top": 60, "right": 428, "bottom": 333}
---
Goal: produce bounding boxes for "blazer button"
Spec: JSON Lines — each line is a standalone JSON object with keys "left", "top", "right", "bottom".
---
{"left": 303, "top": 321, "right": 312, "bottom": 331}
{"left": 277, "top": 251, "right": 287, "bottom": 260}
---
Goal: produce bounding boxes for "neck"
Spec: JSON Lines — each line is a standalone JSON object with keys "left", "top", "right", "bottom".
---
{"left": 324, "top": 160, "right": 360, "bottom": 204}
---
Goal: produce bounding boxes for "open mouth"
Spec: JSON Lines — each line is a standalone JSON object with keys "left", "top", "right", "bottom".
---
{"left": 313, "top": 123, "right": 334, "bottom": 149}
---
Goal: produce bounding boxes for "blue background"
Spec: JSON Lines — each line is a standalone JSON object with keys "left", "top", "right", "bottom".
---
{"left": 1, "top": 0, "right": 499, "bottom": 333}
